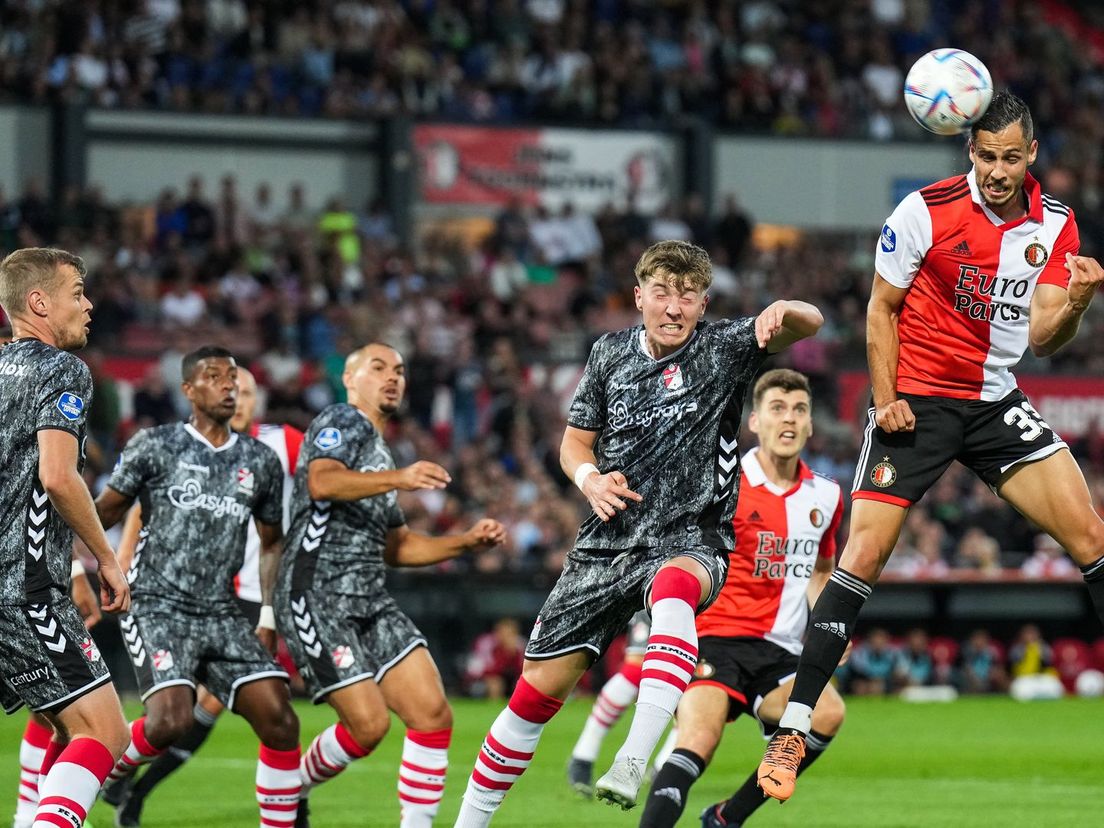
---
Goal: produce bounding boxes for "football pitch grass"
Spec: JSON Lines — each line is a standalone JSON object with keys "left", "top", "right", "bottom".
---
{"left": 5, "top": 695, "right": 1098, "bottom": 827}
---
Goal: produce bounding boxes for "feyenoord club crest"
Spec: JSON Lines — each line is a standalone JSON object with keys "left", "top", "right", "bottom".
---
{"left": 236, "top": 467, "right": 255, "bottom": 496}
{"left": 1024, "top": 241, "right": 1048, "bottom": 267}
{"left": 332, "top": 645, "right": 355, "bottom": 669}
{"left": 870, "top": 457, "right": 897, "bottom": 488}
{"left": 694, "top": 659, "right": 716, "bottom": 679}
{"left": 809, "top": 508, "right": 824, "bottom": 528}
{"left": 662, "top": 363, "right": 684, "bottom": 391}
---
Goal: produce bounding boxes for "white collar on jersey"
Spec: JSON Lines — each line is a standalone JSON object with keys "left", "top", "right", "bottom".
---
{"left": 967, "top": 168, "right": 1041, "bottom": 227}
{"left": 184, "top": 423, "right": 239, "bottom": 452}
{"left": 742, "top": 446, "right": 811, "bottom": 496}
{"left": 636, "top": 327, "right": 698, "bottom": 362}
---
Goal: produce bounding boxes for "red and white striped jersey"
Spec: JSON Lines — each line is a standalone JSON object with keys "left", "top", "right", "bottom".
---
{"left": 235, "top": 423, "right": 303, "bottom": 603}
{"left": 696, "top": 448, "right": 843, "bottom": 655}
{"left": 875, "top": 171, "right": 1078, "bottom": 401}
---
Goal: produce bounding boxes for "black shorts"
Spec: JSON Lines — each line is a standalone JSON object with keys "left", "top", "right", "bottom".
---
{"left": 525, "top": 545, "right": 728, "bottom": 662}
{"left": 276, "top": 590, "right": 426, "bottom": 703}
{"left": 688, "top": 636, "right": 799, "bottom": 723}
{"left": 236, "top": 598, "right": 262, "bottom": 628}
{"left": 0, "top": 598, "right": 113, "bottom": 715}
{"left": 120, "top": 601, "right": 287, "bottom": 710}
{"left": 623, "top": 610, "right": 652, "bottom": 656}
{"left": 852, "top": 390, "right": 1067, "bottom": 506}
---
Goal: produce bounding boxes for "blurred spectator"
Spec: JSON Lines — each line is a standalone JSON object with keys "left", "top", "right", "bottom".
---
{"left": 959, "top": 629, "right": 1009, "bottom": 695}
{"left": 1021, "top": 535, "right": 1078, "bottom": 579}
{"left": 893, "top": 628, "right": 934, "bottom": 690}
{"left": 463, "top": 617, "right": 526, "bottom": 698}
{"left": 1008, "top": 624, "right": 1057, "bottom": 680}
{"left": 955, "top": 527, "right": 1003, "bottom": 576}
{"left": 132, "top": 365, "right": 179, "bottom": 428}
{"left": 846, "top": 628, "right": 898, "bottom": 696}
{"left": 159, "top": 275, "right": 206, "bottom": 327}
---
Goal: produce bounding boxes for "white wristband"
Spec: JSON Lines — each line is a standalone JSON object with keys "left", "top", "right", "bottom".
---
{"left": 573, "top": 463, "right": 599, "bottom": 492}
{"left": 70, "top": 559, "right": 86, "bottom": 579}
{"left": 257, "top": 605, "right": 277, "bottom": 631}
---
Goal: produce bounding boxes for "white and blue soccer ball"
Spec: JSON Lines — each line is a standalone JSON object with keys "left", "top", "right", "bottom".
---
{"left": 903, "top": 48, "right": 993, "bottom": 136}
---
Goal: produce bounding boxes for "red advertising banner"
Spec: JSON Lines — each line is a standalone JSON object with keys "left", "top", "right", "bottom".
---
{"left": 836, "top": 371, "right": 1104, "bottom": 439}
{"left": 414, "top": 124, "right": 679, "bottom": 212}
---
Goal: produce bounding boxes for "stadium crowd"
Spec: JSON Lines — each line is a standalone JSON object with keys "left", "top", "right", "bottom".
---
{"left": 0, "top": 0, "right": 1100, "bottom": 149}
{"left": 3, "top": 171, "right": 1104, "bottom": 580}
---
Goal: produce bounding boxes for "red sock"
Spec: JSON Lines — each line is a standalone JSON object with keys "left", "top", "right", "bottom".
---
{"left": 399, "top": 728, "right": 451, "bottom": 827}
{"left": 105, "top": 717, "right": 164, "bottom": 784}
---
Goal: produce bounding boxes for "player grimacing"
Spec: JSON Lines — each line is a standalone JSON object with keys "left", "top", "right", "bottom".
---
{"left": 639, "top": 369, "right": 845, "bottom": 828}
{"left": 0, "top": 247, "right": 131, "bottom": 828}
{"left": 276, "top": 343, "right": 505, "bottom": 828}
{"left": 759, "top": 92, "right": 1104, "bottom": 801}
{"left": 454, "top": 240, "right": 823, "bottom": 826}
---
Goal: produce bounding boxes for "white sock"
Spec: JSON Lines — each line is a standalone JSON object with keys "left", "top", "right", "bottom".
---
{"left": 257, "top": 745, "right": 301, "bottom": 828}
{"left": 778, "top": 702, "right": 813, "bottom": 734}
{"left": 300, "top": 723, "right": 370, "bottom": 795}
{"left": 571, "top": 672, "right": 640, "bottom": 762}
{"left": 614, "top": 597, "right": 697, "bottom": 765}
{"left": 398, "top": 729, "right": 450, "bottom": 827}
{"left": 13, "top": 720, "right": 51, "bottom": 827}
{"left": 32, "top": 738, "right": 112, "bottom": 828}
{"left": 652, "top": 726, "right": 678, "bottom": 773}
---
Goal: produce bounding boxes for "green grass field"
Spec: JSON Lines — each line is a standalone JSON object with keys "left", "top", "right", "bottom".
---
{"left": 12, "top": 695, "right": 1099, "bottom": 827}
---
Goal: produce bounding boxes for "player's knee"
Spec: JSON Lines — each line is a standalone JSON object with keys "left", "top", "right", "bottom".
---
{"left": 100, "top": 715, "right": 131, "bottom": 760}
{"left": 812, "top": 695, "right": 846, "bottom": 735}
{"left": 257, "top": 703, "right": 300, "bottom": 750}
{"left": 408, "top": 696, "right": 452, "bottom": 732}
{"left": 146, "top": 704, "right": 194, "bottom": 747}
{"left": 345, "top": 714, "right": 389, "bottom": 752}
{"left": 1067, "top": 520, "right": 1104, "bottom": 566}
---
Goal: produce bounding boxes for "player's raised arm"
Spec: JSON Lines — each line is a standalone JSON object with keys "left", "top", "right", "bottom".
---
{"left": 1029, "top": 254, "right": 1104, "bottom": 357}
{"left": 867, "top": 274, "right": 916, "bottom": 433}
{"left": 383, "top": 518, "right": 506, "bottom": 567}
{"left": 755, "top": 300, "right": 824, "bottom": 352}
{"left": 306, "top": 456, "right": 451, "bottom": 501}
{"left": 560, "top": 425, "right": 643, "bottom": 523}
{"left": 39, "top": 429, "right": 130, "bottom": 612}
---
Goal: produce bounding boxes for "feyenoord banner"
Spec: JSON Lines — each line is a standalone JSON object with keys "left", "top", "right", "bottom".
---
{"left": 414, "top": 124, "right": 679, "bottom": 213}
{"left": 837, "top": 371, "right": 1104, "bottom": 439}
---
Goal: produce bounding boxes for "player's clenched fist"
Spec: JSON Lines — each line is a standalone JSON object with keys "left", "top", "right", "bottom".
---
{"left": 397, "top": 460, "right": 452, "bottom": 490}
{"left": 98, "top": 560, "right": 131, "bottom": 613}
{"left": 1065, "top": 252, "right": 1104, "bottom": 310}
{"left": 463, "top": 518, "right": 508, "bottom": 551}
{"left": 581, "top": 470, "right": 644, "bottom": 522}
{"left": 876, "top": 399, "right": 916, "bottom": 433}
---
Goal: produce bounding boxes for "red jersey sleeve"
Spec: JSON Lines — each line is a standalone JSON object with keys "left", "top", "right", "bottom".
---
{"left": 819, "top": 489, "right": 844, "bottom": 560}
{"left": 1038, "top": 211, "right": 1079, "bottom": 288}
{"left": 284, "top": 425, "right": 304, "bottom": 475}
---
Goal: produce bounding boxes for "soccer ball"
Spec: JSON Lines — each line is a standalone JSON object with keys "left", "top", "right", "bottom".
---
{"left": 903, "top": 49, "right": 993, "bottom": 136}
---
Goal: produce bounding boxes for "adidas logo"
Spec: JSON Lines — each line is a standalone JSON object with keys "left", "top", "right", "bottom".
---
{"left": 749, "top": 510, "right": 762, "bottom": 522}
{"left": 654, "top": 787, "right": 682, "bottom": 807}
{"left": 951, "top": 240, "right": 971, "bottom": 257}
{"left": 814, "top": 621, "right": 847, "bottom": 639}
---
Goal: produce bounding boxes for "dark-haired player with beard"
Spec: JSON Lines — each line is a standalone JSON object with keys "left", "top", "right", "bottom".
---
{"left": 94, "top": 347, "right": 304, "bottom": 827}
{"left": 0, "top": 247, "right": 131, "bottom": 828}
{"left": 278, "top": 342, "right": 505, "bottom": 828}
{"left": 759, "top": 91, "right": 1104, "bottom": 803}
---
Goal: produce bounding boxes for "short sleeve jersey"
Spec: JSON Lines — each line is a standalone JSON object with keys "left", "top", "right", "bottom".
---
{"left": 875, "top": 171, "right": 1078, "bottom": 401}
{"left": 696, "top": 449, "right": 843, "bottom": 654}
{"left": 0, "top": 339, "right": 93, "bottom": 604}
{"left": 568, "top": 318, "right": 766, "bottom": 552}
{"left": 235, "top": 423, "right": 303, "bottom": 603}
{"left": 281, "top": 404, "right": 405, "bottom": 597}
{"left": 108, "top": 423, "right": 283, "bottom": 614}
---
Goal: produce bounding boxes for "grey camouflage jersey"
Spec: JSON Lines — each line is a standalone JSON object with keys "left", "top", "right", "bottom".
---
{"left": 108, "top": 423, "right": 283, "bottom": 614}
{"left": 279, "top": 404, "right": 405, "bottom": 598}
{"left": 568, "top": 318, "right": 766, "bottom": 551}
{"left": 0, "top": 339, "right": 93, "bottom": 605}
